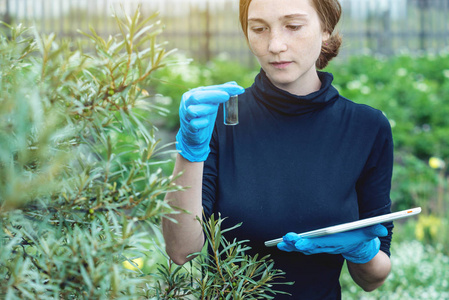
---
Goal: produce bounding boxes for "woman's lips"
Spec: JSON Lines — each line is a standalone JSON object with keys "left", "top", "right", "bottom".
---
{"left": 270, "top": 61, "right": 292, "bottom": 69}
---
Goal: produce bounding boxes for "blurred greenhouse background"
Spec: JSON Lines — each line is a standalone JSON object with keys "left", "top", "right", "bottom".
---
{"left": 2, "top": 0, "right": 449, "bottom": 65}
{"left": 1, "top": 0, "right": 449, "bottom": 299}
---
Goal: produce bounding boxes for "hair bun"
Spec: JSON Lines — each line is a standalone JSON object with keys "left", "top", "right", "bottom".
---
{"left": 317, "top": 34, "right": 342, "bottom": 69}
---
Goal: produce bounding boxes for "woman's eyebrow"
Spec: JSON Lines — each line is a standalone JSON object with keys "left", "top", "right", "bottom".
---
{"left": 248, "top": 13, "right": 308, "bottom": 23}
{"left": 283, "top": 13, "right": 309, "bottom": 20}
{"left": 248, "top": 17, "right": 266, "bottom": 23}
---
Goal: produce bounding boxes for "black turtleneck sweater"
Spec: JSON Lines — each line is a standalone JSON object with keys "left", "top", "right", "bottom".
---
{"left": 202, "top": 71, "right": 394, "bottom": 299}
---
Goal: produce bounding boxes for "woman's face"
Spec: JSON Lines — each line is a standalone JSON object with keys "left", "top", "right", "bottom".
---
{"left": 247, "top": 0, "right": 329, "bottom": 95}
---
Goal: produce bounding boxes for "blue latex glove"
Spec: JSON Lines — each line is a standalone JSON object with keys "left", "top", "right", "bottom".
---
{"left": 277, "top": 224, "right": 388, "bottom": 264}
{"left": 176, "top": 82, "right": 245, "bottom": 162}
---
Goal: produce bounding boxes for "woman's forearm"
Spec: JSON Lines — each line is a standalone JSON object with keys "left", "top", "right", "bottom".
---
{"left": 162, "top": 154, "right": 205, "bottom": 265}
{"left": 347, "top": 250, "right": 391, "bottom": 292}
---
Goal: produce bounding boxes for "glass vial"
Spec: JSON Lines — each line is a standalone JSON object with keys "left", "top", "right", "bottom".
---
{"left": 224, "top": 95, "right": 239, "bottom": 126}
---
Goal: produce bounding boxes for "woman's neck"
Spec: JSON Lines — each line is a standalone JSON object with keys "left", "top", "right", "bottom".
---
{"left": 267, "top": 67, "right": 322, "bottom": 96}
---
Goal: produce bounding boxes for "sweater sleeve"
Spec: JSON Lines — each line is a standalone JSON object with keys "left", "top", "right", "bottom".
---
{"left": 202, "top": 124, "right": 219, "bottom": 220}
{"left": 356, "top": 111, "right": 394, "bottom": 257}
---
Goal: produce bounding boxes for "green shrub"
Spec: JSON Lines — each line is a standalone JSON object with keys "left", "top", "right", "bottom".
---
{"left": 0, "top": 9, "right": 181, "bottom": 299}
{"left": 154, "top": 214, "right": 291, "bottom": 299}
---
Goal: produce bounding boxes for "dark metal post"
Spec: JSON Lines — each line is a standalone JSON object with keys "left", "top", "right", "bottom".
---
{"left": 4, "top": 0, "right": 12, "bottom": 25}
{"left": 2, "top": 0, "right": 12, "bottom": 39}
{"left": 418, "top": 0, "right": 429, "bottom": 51}
{"left": 365, "top": 9, "right": 374, "bottom": 52}
{"left": 188, "top": 1, "right": 193, "bottom": 55}
{"left": 380, "top": 9, "right": 392, "bottom": 55}
{"left": 23, "top": 0, "right": 27, "bottom": 23}
{"left": 50, "top": 0, "right": 55, "bottom": 35}
{"left": 204, "top": 0, "right": 211, "bottom": 62}
{"left": 60, "top": 0, "right": 64, "bottom": 36}
{"left": 41, "top": 0, "right": 46, "bottom": 32}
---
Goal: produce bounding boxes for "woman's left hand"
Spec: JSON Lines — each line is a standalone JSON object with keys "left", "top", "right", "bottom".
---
{"left": 277, "top": 224, "right": 388, "bottom": 264}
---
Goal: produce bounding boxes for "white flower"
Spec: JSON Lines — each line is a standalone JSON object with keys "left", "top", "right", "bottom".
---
{"left": 414, "top": 82, "right": 429, "bottom": 92}
{"left": 361, "top": 86, "right": 371, "bottom": 95}
{"left": 443, "top": 69, "right": 449, "bottom": 79}
{"left": 154, "top": 95, "right": 172, "bottom": 106}
{"left": 347, "top": 80, "right": 362, "bottom": 90}
{"left": 359, "top": 74, "right": 369, "bottom": 83}
{"left": 396, "top": 68, "right": 408, "bottom": 77}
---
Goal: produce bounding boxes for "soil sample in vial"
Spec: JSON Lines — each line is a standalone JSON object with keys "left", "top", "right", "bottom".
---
{"left": 224, "top": 95, "right": 239, "bottom": 126}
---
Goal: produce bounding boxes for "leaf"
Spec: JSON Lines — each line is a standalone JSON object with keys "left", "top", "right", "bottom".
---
{"left": 80, "top": 264, "right": 94, "bottom": 291}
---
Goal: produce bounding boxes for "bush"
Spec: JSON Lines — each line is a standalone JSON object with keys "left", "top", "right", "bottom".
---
{"left": 154, "top": 214, "right": 291, "bottom": 299}
{"left": 0, "top": 9, "right": 180, "bottom": 299}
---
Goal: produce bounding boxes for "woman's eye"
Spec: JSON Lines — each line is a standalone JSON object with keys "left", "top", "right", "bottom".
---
{"left": 287, "top": 25, "right": 302, "bottom": 31}
{"left": 251, "top": 27, "right": 267, "bottom": 34}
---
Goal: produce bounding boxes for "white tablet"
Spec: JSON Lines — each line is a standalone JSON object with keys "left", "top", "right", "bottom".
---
{"left": 264, "top": 207, "right": 421, "bottom": 247}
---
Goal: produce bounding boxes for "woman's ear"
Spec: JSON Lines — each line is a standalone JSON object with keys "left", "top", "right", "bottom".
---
{"left": 322, "top": 31, "right": 331, "bottom": 43}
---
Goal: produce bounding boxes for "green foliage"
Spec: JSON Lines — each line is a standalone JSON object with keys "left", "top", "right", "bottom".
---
{"left": 153, "top": 214, "right": 292, "bottom": 299}
{"left": 0, "top": 8, "right": 181, "bottom": 299}
{"left": 390, "top": 153, "right": 439, "bottom": 211}
{"left": 194, "top": 214, "right": 291, "bottom": 299}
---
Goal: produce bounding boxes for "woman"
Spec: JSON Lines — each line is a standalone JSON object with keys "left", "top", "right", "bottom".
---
{"left": 162, "top": 0, "right": 394, "bottom": 298}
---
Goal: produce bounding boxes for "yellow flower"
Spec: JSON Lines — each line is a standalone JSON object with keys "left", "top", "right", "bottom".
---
{"left": 430, "top": 225, "right": 439, "bottom": 238}
{"left": 136, "top": 87, "right": 150, "bottom": 97}
{"left": 415, "top": 224, "right": 425, "bottom": 241}
{"left": 415, "top": 215, "right": 442, "bottom": 241}
{"left": 429, "top": 157, "right": 445, "bottom": 169}
{"left": 123, "top": 257, "right": 144, "bottom": 271}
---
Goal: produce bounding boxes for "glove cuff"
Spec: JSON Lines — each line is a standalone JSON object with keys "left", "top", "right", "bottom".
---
{"left": 176, "top": 131, "right": 210, "bottom": 162}
{"left": 342, "top": 238, "right": 381, "bottom": 264}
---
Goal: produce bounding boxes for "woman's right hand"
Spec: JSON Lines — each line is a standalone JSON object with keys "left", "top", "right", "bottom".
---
{"left": 277, "top": 225, "right": 388, "bottom": 264}
{"left": 176, "top": 82, "right": 245, "bottom": 162}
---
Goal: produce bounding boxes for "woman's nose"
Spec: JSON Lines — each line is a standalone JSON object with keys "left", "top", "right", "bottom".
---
{"left": 268, "top": 31, "right": 288, "bottom": 54}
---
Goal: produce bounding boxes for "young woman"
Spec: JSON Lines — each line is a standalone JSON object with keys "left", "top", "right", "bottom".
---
{"left": 162, "top": 0, "right": 394, "bottom": 298}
